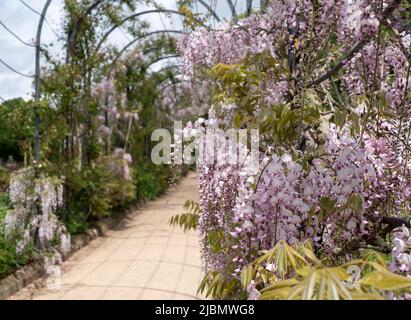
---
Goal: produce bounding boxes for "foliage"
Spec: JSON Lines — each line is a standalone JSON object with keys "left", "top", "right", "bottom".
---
{"left": 65, "top": 156, "right": 135, "bottom": 229}
{"left": 245, "top": 240, "right": 411, "bottom": 300}
{"left": 0, "top": 98, "right": 58, "bottom": 164}
{"left": 0, "top": 167, "right": 9, "bottom": 193}
{"left": 169, "top": 200, "right": 201, "bottom": 232}
{"left": 177, "top": 0, "right": 411, "bottom": 300}
{"left": 65, "top": 157, "right": 137, "bottom": 233}
{"left": 0, "top": 190, "right": 33, "bottom": 279}
{"left": 135, "top": 163, "right": 171, "bottom": 201}
{"left": 98, "top": 156, "right": 136, "bottom": 209}
{"left": 65, "top": 211, "right": 89, "bottom": 235}
{"left": 0, "top": 99, "right": 33, "bottom": 162}
{"left": 199, "top": 240, "right": 411, "bottom": 300}
{"left": 198, "top": 271, "right": 242, "bottom": 300}
{"left": 0, "top": 231, "right": 33, "bottom": 279}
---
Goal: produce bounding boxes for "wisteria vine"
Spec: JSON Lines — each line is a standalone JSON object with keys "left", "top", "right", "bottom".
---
{"left": 177, "top": 0, "right": 411, "bottom": 299}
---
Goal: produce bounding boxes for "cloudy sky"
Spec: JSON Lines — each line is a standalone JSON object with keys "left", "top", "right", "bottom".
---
{"left": 0, "top": 0, "right": 254, "bottom": 101}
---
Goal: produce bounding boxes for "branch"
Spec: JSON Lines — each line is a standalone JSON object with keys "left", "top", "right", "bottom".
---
{"left": 196, "top": 0, "right": 221, "bottom": 22}
{"left": 379, "top": 215, "right": 411, "bottom": 240}
{"left": 361, "top": 214, "right": 411, "bottom": 252}
{"left": 381, "top": 216, "right": 411, "bottom": 228}
{"left": 246, "top": 0, "right": 253, "bottom": 17}
{"left": 65, "top": 0, "right": 104, "bottom": 62}
{"left": 226, "top": 0, "right": 238, "bottom": 22}
{"left": 384, "top": 20, "right": 411, "bottom": 61}
{"left": 307, "top": 0, "right": 404, "bottom": 88}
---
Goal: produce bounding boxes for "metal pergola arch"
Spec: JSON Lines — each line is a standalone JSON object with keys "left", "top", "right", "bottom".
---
{"left": 147, "top": 64, "right": 180, "bottom": 77}
{"left": 64, "top": 0, "right": 260, "bottom": 84}
{"left": 114, "top": 33, "right": 178, "bottom": 70}
{"left": 28, "top": 0, "right": 256, "bottom": 162}
{"left": 142, "top": 65, "right": 182, "bottom": 90}
{"left": 34, "top": 0, "right": 52, "bottom": 162}
{"left": 144, "top": 54, "right": 178, "bottom": 70}
{"left": 107, "top": 29, "right": 184, "bottom": 77}
{"left": 66, "top": 0, "right": 223, "bottom": 62}
{"left": 158, "top": 79, "right": 190, "bottom": 91}
{"left": 121, "top": 54, "right": 179, "bottom": 82}
{"left": 94, "top": 9, "right": 199, "bottom": 54}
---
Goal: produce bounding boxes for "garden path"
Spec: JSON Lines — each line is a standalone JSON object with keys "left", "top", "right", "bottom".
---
{"left": 10, "top": 172, "right": 203, "bottom": 300}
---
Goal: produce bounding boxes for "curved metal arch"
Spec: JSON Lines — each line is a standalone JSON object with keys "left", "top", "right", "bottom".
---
{"left": 156, "top": 77, "right": 195, "bottom": 98}
{"left": 95, "top": 9, "right": 198, "bottom": 54}
{"left": 195, "top": 0, "right": 221, "bottom": 22}
{"left": 157, "top": 74, "right": 187, "bottom": 88}
{"left": 148, "top": 64, "right": 180, "bottom": 76}
{"left": 145, "top": 54, "right": 179, "bottom": 70}
{"left": 144, "top": 65, "right": 181, "bottom": 86}
{"left": 66, "top": 0, "right": 221, "bottom": 62}
{"left": 142, "top": 43, "right": 175, "bottom": 56}
{"left": 122, "top": 54, "right": 179, "bottom": 77}
{"left": 0, "top": 58, "right": 34, "bottom": 78}
{"left": 108, "top": 30, "right": 184, "bottom": 77}
{"left": 121, "top": 39, "right": 177, "bottom": 68}
{"left": 34, "top": 0, "right": 52, "bottom": 162}
{"left": 226, "top": 0, "right": 238, "bottom": 22}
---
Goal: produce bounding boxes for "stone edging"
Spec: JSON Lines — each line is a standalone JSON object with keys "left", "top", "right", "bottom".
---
{"left": 0, "top": 261, "right": 44, "bottom": 300}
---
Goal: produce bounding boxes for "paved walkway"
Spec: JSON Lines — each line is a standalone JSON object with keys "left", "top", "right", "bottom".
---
{"left": 10, "top": 173, "right": 203, "bottom": 300}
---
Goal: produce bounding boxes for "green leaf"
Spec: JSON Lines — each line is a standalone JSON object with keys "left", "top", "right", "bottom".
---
{"left": 348, "top": 193, "right": 363, "bottom": 211}
{"left": 169, "top": 200, "right": 201, "bottom": 232}
{"left": 360, "top": 270, "right": 411, "bottom": 291}
{"left": 348, "top": 112, "right": 360, "bottom": 134}
{"left": 319, "top": 196, "right": 337, "bottom": 220}
{"left": 334, "top": 109, "right": 347, "bottom": 129}
{"left": 241, "top": 265, "right": 256, "bottom": 289}
{"left": 320, "top": 196, "right": 336, "bottom": 210}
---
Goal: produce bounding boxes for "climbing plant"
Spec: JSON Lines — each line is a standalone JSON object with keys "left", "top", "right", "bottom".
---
{"left": 172, "top": 0, "right": 411, "bottom": 300}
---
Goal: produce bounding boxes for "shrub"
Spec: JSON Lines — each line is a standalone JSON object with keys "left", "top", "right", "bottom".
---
{"left": 0, "top": 232, "right": 33, "bottom": 279}
{"left": 0, "top": 167, "right": 9, "bottom": 193}
{"left": 135, "top": 163, "right": 170, "bottom": 201}
{"left": 65, "top": 156, "right": 136, "bottom": 233}
{"left": 66, "top": 164, "right": 111, "bottom": 221}
{"left": 0, "top": 192, "right": 33, "bottom": 279}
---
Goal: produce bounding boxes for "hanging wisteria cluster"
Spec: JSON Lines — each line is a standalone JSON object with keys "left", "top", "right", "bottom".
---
{"left": 4, "top": 168, "right": 70, "bottom": 263}
{"left": 159, "top": 80, "right": 212, "bottom": 121}
{"left": 192, "top": 118, "right": 411, "bottom": 270}
{"left": 91, "top": 77, "right": 138, "bottom": 182}
{"left": 93, "top": 78, "right": 139, "bottom": 141}
{"left": 112, "top": 147, "right": 133, "bottom": 181}
{"left": 390, "top": 226, "right": 411, "bottom": 277}
{"left": 178, "top": 0, "right": 410, "bottom": 111}
{"left": 177, "top": 0, "right": 411, "bottom": 298}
